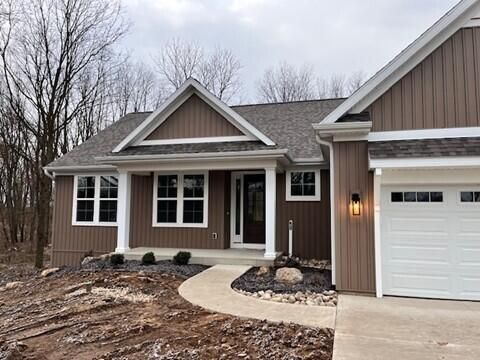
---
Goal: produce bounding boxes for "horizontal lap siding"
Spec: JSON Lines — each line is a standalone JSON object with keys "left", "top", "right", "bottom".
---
{"left": 334, "top": 142, "right": 375, "bottom": 293}
{"left": 146, "top": 94, "right": 242, "bottom": 140}
{"left": 51, "top": 176, "right": 117, "bottom": 267}
{"left": 276, "top": 171, "right": 331, "bottom": 260}
{"left": 369, "top": 27, "right": 480, "bottom": 131}
{"left": 130, "top": 171, "right": 227, "bottom": 249}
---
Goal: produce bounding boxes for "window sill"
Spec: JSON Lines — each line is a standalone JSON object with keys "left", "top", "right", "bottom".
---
{"left": 286, "top": 196, "right": 321, "bottom": 202}
{"left": 72, "top": 222, "right": 118, "bottom": 227}
{"left": 152, "top": 222, "right": 208, "bottom": 229}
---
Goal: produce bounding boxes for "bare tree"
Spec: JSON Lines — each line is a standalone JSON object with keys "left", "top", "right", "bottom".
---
{"left": 347, "top": 70, "right": 366, "bottom": 95}
{"left": 153, "top": 38, "right": 242, "bottom": 102}
{"left": 316, "top": 71, "right": 367, "bottom": 99}
{"left": 256, "top": 62, "right": 316, "bottom": 103}
{"left": 198, "top": 47, "right": 241, "bottom": 102}
{"left": 0, "top": 0, "right": 128, "bottom": 267}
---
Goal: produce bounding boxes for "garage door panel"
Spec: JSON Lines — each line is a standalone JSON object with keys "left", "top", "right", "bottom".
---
{"left": 382, "top": 185, "right": 480, "bottom": 301}
{"left": 388, "top": 215, "right": 449, "bottom": 235}
{"left": 388, "top": 272, "right": 452, "bottom": 298}
{"left": 457, "top": 247, "right": 480, "bottom": 266}
{"left": 387, "top": 245, "right": 450, "bottom": 264}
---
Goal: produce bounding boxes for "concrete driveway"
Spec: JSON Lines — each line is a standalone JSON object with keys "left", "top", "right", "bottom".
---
{"left": 334, "top": 294, "right": 480, "bottom": 360}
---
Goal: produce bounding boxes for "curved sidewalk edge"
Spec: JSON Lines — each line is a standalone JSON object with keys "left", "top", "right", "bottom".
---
{"left": 178, "top": 264, "right": 336, "bottom": 329}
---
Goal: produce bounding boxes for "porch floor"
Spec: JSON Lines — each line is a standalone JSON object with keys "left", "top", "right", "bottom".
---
{"left": 123, "top": 247, "right": 283, "bottom": 266}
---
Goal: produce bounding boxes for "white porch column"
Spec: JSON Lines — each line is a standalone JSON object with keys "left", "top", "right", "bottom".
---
{"left": 373, "top": 168, "right": 383, "bottom": 298}
{"left": 116, "top": 170, "right": 131, "bottom": 253}
{"left": 264, "top": 167, "right": 277, "bottom": 259}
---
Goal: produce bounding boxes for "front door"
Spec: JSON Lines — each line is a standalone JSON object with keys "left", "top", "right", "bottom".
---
{"left": 243, "top": 174, "right": 266, "bottom": 244}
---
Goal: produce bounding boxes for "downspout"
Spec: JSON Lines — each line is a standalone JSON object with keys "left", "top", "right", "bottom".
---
{"left": 315, "top": 134, "right": 336, "bottom": 287}
{"left": 43, "top": 168, "right": 55, "bottom": 180}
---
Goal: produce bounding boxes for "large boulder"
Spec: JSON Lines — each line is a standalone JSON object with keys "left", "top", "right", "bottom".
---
{"left": 274, "top": 267, "right": 303, "bottom": 285}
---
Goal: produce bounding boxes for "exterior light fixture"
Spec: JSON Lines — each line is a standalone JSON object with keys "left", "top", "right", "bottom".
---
{"left": 351, "top": 193, "right": 361, "bottom": 216}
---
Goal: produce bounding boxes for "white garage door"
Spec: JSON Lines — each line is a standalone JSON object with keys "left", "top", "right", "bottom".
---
{"left": 381, "top": 185, "right": 480, "bottom": 300}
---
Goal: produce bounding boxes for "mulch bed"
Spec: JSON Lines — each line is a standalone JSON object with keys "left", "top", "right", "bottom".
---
{"left": 80, "top": 259, "right": 209, "bottom": 279}
{"left": 232, "top": 266, "right": 332, "bottom": 294}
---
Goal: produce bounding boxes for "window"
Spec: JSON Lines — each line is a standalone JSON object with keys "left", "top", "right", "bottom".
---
{"left": 153, "top": 172, "right": 208, "bottom": 227}
{"left": 460, "top": 191, "right": 480, "bottom": 203}
{"left": 391, "top": 191, "right": 443, "bottom": 203}
{"left": 286, "top": 169, "right": 321, "bottom": 201}
{"left": 73, "top": 175, "right": 118, "bottom": 226}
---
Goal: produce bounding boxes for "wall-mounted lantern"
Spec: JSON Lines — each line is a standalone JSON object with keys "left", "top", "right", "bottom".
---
{"left": 350, "top": 192, "right": 361, "bottom": 216}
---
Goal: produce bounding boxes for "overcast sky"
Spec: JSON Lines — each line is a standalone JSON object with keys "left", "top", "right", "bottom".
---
{"left": 120, "top": 0, "right": 459, "bottom": 103}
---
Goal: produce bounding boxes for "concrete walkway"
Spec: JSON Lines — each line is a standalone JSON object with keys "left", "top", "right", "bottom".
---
{"left": 334, "top": 294, "right": 480, "bottom": 360}
{"left": 178, "top": 264, "right": 336, "bottom": 329}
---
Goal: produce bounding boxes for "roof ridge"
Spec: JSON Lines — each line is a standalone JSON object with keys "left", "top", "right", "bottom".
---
{"left": 231, "top": 97, "right": 347, "bottom": 108}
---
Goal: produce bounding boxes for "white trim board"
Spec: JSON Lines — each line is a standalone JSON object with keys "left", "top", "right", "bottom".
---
{"left": 370, "top": 156, "right": 480, "bottom": 170}
{"left": 137, "top": 135, "right": 252, "bottom": 146}
{"left": 368, "top": 127, "right": 480, "bottom": 142}
{"left": 113, "top": 78, "right": 275, "bottom": 152}
{"left": 319, "top": 0, "right": 480, "bottom": 125}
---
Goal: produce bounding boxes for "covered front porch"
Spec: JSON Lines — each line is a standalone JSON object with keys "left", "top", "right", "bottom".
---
{"left": 109, "top": 154, "right": 289, "bottom": 262}
{"left": 123, "top": 247, "right": 282, "bottom": 266}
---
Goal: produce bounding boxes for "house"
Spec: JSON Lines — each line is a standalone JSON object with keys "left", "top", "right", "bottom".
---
{"left": 46, "top": 0, "right": 480, "bottom": 301}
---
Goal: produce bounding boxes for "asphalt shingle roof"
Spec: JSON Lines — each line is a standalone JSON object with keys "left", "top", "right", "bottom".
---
{"left": 48, "top": 98, "right": 344, "bottom": 168}
{"left": 369, "top": 137, "right": 480, "bottom": 159}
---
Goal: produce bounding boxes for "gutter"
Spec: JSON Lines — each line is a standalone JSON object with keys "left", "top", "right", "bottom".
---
{"left": 315, "top": 134, "right": 336, "bottom": 287}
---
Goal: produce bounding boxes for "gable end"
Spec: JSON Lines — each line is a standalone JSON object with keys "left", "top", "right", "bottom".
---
{"left": 145, "top": 94, "right": 244, "bottom": 140}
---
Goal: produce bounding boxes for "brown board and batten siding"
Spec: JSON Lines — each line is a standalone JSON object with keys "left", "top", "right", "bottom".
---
{"left": 129, "top": 171, "right": 229, "bottom": 249}
{"left": 333, "top": 141, "right": 375, "bottom": 293}
{"left": 146, "top": 94, "right": 243, "bottom": 140}
{"left": 51, "top": 176, "right": 117, "bottom": 267}
{"left": 276, "top": 171, "right": 331, "bottom": 260}
{"left": 368, "top": 27, "right": 480, "bottom": 131}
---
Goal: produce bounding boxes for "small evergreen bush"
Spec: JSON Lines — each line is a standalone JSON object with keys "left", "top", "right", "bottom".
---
{"left": 110, "top": 253, "right": 125, "bottom": 266}
{"left": 142, "top": 252, "right": 156, "bottom": 265}
{"left": 173, "top": 251, "right": 191, "bottom": 265}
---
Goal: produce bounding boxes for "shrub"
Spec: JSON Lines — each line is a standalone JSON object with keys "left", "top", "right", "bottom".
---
{"left": 142, "top": 252, "right": 156, "bottom": 265}
{"left": 173, "top": 251, "right": 191, "bottom": 265}
{"left": 110, "top": 253, "right": 124, "bottom": 266}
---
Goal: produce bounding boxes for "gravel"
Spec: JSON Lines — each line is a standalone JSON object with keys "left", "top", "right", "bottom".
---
{"left": 232, "top": 266, "right": 332, "bottom": 294}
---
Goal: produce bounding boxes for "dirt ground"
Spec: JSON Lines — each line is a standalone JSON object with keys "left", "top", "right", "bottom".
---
{"left": 0, "top": 264, "right": 333, "bottom": 359}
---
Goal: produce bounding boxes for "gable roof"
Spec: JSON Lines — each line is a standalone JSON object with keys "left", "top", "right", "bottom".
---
{"left": 319, "top": 0, "right": 480, "bottom": 125}
{"left": 113, "top": 78, "right": 275, "bottom": 152}
{"left": 46, "top": 98, "right": 344, "bottom": 169}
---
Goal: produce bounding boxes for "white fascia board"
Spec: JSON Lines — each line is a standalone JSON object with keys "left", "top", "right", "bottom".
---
{"left": 44, "top": 165, "right": 117, "bottom": 173}
{"left": 137, "top": 135, "right": 252, "bottom": 146}
{"left": 96, "top": 149, "right": 290, "bottom": 163}
{"left": 368, "top": 127, "right": 480, "bottom": 142}
{"left": 319, "top": 0, "right": 480, "bottom": 125}
{"left": 370, "top": 156, "right": 480, "bottom": 170}
{"left": 113, "top": 78, "right": 275, "bottom": 152}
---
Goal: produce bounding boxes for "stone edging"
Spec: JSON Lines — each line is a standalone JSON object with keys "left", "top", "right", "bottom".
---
{"left": 233, "top": 288, "right": 338, "bottom": 307}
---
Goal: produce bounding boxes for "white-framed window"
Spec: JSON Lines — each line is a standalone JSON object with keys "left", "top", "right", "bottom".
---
{"left": 72, "top": 175, "right": 118, "bottom": 226}
{"left": 153, "top": 171, "right": 209, "bottom": 228}
{"left": 286, "top": 168, "right": 321, "bottom": 201}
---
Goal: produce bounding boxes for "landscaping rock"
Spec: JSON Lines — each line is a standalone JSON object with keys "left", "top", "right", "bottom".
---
{"left": 274, "top": 267, "right": 303, "bottom": 285}
{"left": 5, "top": 281, "right": 23, "bottom": 290}
{"left": 41, "top": 268, "right": 60, "bottom": 277}
{"left": 81, "top": 256, "right": 98, "bottom": 266}
{"left": 256, "top": 266, "right": 270, "bottom": 276}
